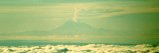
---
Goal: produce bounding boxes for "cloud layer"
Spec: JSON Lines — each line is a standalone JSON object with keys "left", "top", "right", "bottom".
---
{"left": 0, "top": 44, "right": 159, "bottom": 53}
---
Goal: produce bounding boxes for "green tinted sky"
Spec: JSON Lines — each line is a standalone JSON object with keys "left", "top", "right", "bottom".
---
{"left": 0, "top": 0, "right": 159, "bottom": 43}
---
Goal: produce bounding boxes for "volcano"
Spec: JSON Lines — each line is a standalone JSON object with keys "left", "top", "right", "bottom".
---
{"left": 51, "top": 19, "right": 108, "bottom": 35}
{"left": 5, "top": 20, "right": 107, "bottom": 36}
{"left": 53, "top": 20, "right": 97, "bottom": 35}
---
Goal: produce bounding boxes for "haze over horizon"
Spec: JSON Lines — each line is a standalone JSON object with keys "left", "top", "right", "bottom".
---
{"left": 0, "top": 0, "right": 159, "bottom": 44}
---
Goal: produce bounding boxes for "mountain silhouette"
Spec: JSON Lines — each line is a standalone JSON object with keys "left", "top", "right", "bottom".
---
{"left": 3, "top": 20, "right": 107, "bottom": 36}
{"left": 51, "top": 19, "right": 108, "bottom": 35}
{"left": 53, "top": 20, "right": 97, "bottom": 35}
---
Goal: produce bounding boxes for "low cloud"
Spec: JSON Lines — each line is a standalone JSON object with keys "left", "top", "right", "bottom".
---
{"left": 0, "top": 44, "right": 159, "bottom": 53}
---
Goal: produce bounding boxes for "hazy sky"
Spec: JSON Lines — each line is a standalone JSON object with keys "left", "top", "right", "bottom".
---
{"left": 0, "top": 0, "right": 159, "bottom": 43}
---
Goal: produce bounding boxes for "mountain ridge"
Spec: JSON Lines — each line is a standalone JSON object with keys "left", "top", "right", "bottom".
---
{"left": 1, "top": 20, "right": 107, "bottom": 35}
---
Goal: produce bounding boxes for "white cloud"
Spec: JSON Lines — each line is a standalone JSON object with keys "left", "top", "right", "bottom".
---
{"left": 0, "top": 44, "right": 158, "bottom": 53}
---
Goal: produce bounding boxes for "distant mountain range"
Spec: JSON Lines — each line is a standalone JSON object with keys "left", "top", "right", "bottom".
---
{"left": 1, "top": 20, "right": 107, "bottom": 36}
